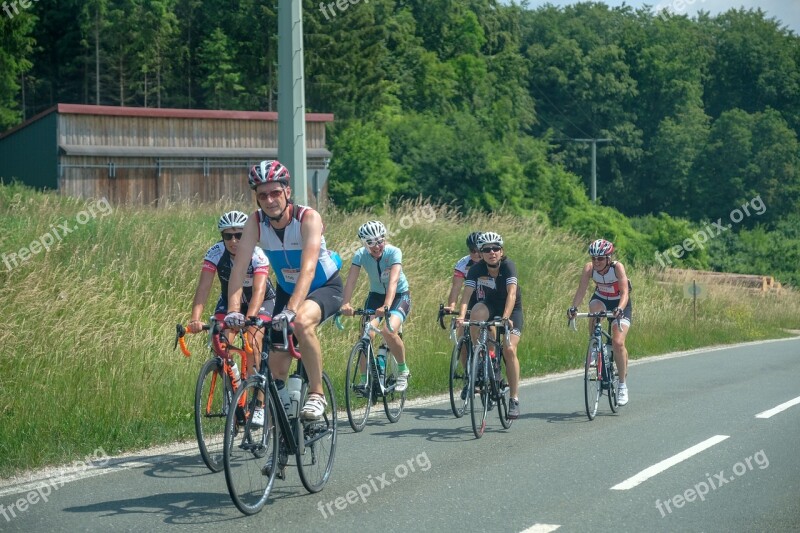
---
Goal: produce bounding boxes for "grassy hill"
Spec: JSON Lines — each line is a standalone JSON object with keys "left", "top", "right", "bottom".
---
{"left": 1, "top": 182, "right": 798, "bottom": 477}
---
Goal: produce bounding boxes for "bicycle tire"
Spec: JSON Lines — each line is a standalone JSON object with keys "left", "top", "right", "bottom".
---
{"left": 223, "top": 377, "right": 278, "bottom": 515}
{"left": 449, "top": 337, "right": 470, "bottom": 418}
{"left": 585, "top": 339, "right": 601, "bottom": 421}
{"left": 470, "top": 347, "right": 488, "bottom": 439}
{"left": 194, "top": 357, "right": 231, "bottom": 473}
{"left": 297, "top": 371, "right": 337, "bottom": 493}
{"left": 495, "top": 350, "right": 513, "bottom": 429}
{"left": 607, "top": 348, "right": 619, "bottom": 413}
{"left": 383, "top": 351, "right": 406, "bottom": 422}
{"left": 345, "top": 341, "right": 372, "bottom": 432}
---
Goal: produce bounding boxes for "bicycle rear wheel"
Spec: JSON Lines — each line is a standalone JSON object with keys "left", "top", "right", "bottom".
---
{"left": 584, "top": 340, "right": 601, "bottom": 420}
{"left": 470, "top": 347, "right": 488, "bottom": 439}
{"left": 607, "top": 350, "right": 620, "bottom": 413}
{"left": 297, "top": 371, "right": 337, "bottom": 493}
{"left": 195, "top": 357, "right": 231, "bottom": 472}
{"left": 223, "top": 378, "right": 277, "bottom": 515}
{"left": 383, "top": 351, "right": 406, "bottom": 422}
{"left": 449, "top": 337, "right": 470, "bottom": 418}
{"left": 345, "top": 341, "right": 372, "bottom": 432}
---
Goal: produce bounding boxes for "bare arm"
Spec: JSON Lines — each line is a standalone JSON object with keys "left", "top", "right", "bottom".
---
{"left": 503, "top": 283, "right": 517, "bottom": 321}
{"left": 341, "top": 264, "right": 361, "bottom": 311}
{"left": 383, "top": 263, "right": 402, "bottom": 309}
{"left": 286, "top": 209, "right": 323, "bottom": 313}
{"left": 245, "top": 271, "right": 268, "bottom": 317}
{"left": 446, "top": 275, "right": 464, "bottom": 311}
{"left": 458, "top": 285, "right": 475, "bottom": 320}
{"left": 571, "top": 262, "right": 594, "bottom": 308}
{"left": 614, "top": 262, "right": 629, "bottom": 309}
{"left": 190, "top": 268, "right": 215, "bottom": 327}
{"left": 228, "top": 215, "right": 260, "bottom": 312}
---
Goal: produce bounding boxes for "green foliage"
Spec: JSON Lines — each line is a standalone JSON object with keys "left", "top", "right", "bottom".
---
{"left": 327, "top": 120, "right": 401, "bottom": 210}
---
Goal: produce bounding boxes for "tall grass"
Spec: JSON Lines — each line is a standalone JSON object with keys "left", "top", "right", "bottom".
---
{"left": 1, "top": 183, "right": 798, "bottom": 477}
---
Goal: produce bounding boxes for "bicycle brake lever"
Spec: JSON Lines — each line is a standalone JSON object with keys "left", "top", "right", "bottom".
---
{"left": 334, "top": 313, "right": 345, "bottom": 330}
{"left": 174, "top": 324, "right": 186, "bottom": 350}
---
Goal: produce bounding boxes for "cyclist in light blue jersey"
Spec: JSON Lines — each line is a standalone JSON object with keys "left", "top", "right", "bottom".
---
{"left": 340, "top": 220, "right": 411, "bottom": 392}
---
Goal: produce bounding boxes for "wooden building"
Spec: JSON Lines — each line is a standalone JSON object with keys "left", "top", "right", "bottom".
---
{"left": 0, "top": 104, "right": 333, "bottom": 205}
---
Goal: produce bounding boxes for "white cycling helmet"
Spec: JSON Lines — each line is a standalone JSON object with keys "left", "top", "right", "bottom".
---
{"left": 358, "top": 220, "right": 387, "bottom": 244}
{"left": 476, "top": 231, "right": 503, "bottom": 249}
{"left": 218, "top": 210, "right": 248, "bottom": 231}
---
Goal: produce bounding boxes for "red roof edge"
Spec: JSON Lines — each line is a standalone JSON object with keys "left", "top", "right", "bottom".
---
{"left": 55, "top": 104, "right": 334, "bottom": 122}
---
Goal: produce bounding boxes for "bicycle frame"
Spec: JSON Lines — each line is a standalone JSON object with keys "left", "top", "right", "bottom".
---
{"left": 336, "top": 309, "right": 401, "bottom": 397}
{"left": 570, "top": 311, "right": 620, "bottom": 419}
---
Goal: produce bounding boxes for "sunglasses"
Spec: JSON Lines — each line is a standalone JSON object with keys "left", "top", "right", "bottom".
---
{"left": 469, "top": 248, "right": 481, "bottom": 254}
{"left": 365, "top": 238, "right": 385, "bottom": 247}
{"left": 222, "top": 232, "right": 243, "bottom": 241}
{"left": 257, "top": 189, "right": 285, "bottom": 202}
{"left": 591, "top": 256, "right": 608, "bottom": 262}
{"left": 481, "top": 246, "right": 502, "bottom": 253}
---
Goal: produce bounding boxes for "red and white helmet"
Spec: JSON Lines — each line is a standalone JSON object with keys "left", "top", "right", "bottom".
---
{"left": 588, "top": 238, "right": 614, "bottom": 257}
{"left": 248, "top": 160, "right": 290, "bottom": 190}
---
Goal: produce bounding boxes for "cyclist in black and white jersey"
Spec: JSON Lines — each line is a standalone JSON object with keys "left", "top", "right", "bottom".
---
{"left": 188, "top": 211, "right": 276, "bottom": 382}
{"left": 567, "top": 238, "right": 631, "bottom": 405}
{"left": 457, "top": 232, "right": 524, "bottom": 419}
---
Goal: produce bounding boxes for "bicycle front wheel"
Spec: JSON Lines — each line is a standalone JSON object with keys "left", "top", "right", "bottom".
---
{"left": 297, "top": 371, "right": 337, "bottom": 493}
{"left": 195, "top": 357, "right": 231, "bottom": 473}
{"left": 449, "top": 337, "right": 470, "bottom": 418}
{"left": 584, "top": 340, "right": 601, "bottom": 420}
{"left": 495, "top": 353, "right": 513, "bottom": 430}
{"left": 607, "top": 351, "right": 620, "bottom": 413}
{"left": 383, "top": 351, "right": 406, "bottom": 422}
{"left": 470, "top": 348, "right": 488, "bottom": 439}
{"left": 223, "top": 378, "right": 277, "bottom": 515}
{"left": 345, "top": 341, "right": 372, "bottom": 432}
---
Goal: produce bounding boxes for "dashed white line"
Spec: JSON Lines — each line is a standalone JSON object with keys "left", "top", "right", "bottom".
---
{"left": 610, "top": 435, "right": 730, "bottom": 491}
{"left": 755, "top": 395, "right": 800, "bottom": 419}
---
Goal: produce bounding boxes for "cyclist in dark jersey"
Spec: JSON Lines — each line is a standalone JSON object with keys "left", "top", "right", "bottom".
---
{"left": 567, "top": 238, "right": 631, "bottom": 406}
{"left": 188, "top": 211, "right": 276, "bottom": 377}
{"left": 457, "top": 232, "right": 524, "bottom": 419}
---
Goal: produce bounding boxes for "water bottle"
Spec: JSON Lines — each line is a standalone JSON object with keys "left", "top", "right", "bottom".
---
{"left": 230, "top": 362, "right": 241, "bottom": 389}
{"left": 276, "top": 379, "right": 291, "bottom": 414}
{"left": 287, "top": 375, "right": 303, "bottom": 419}
{"left": 377, "top": 345, "right": 387, "bottom": 386}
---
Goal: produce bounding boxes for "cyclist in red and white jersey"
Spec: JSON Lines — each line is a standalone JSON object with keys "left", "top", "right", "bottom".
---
{"left": 567, "top": 238, "right": 631, "bottom": 405}
{"left": 443, "top": 231, "right": 482, "bottom": 313}
{"left": 188, "top": 211, "right": 276, "bottom": 374}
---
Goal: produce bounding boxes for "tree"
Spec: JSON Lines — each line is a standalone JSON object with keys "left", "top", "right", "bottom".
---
{"left": 196, "top": 27, "right": 243, "bottom": 109}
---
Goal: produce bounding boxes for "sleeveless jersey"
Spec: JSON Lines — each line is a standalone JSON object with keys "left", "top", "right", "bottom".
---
{"left": 256, "top": 204, "right": 339, "bottom": 293}
{"left": 592, "top": 261, "right": 630, "bottom": 300}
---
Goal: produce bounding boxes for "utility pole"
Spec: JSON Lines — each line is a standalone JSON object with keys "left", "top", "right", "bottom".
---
{"left": 278, "top": 0, "right": 307, "bottom": 204}
{"left": 563, "top": 138, "right": 612, "bottom": 203}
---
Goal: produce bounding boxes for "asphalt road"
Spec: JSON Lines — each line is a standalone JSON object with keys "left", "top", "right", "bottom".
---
{"left": 1, "top": 337, "right": 798, "bottom": 532}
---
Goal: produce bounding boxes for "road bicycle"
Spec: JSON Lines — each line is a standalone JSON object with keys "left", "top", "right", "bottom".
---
{"left": 336, "top": 308, "right": 406, "bottom": 432}
{"left": 175, "top": 320, "right": 254, "bottom": 473}
{"left": 460, "top": 317, "right": 513, "bottom": 438}
{"left": 438, "top": 304, "right": 472, "bottom": 418}
{"left": 222, "top": 316, "right": 337, "bottom": 515}
{"left": 569, "top": 311, "right": 620, "bottom": 420}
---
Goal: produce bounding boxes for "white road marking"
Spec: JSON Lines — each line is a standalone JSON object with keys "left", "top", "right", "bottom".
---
{"left": 755, "top": 395, "right": 800, "bottom": 419}
{"left": 610, "top": 435, "right": 730, "bottom": 490}
{"left": 520, "top": 524, "right": 561, "bottom": 533}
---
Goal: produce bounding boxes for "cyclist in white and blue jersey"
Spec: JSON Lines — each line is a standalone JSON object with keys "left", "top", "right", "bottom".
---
{"left": 340, "top": 221, "right": 411, "bottom": 392}
{"left": 226, "top": 160, "right": 343, "bottom": 420}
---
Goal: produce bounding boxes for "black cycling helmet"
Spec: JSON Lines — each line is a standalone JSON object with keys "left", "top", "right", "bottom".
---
{"left": 466, "top": 232, "right": 482, "bottom": 251}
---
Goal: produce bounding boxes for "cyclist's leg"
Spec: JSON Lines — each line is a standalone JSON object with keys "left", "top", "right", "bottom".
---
{"left": 380, "top": 292, "right": 410, "bottom": 364}
{"left": 503, "top": 308, "right": 523, "bottom": 399}
{"left": 295, "top": 276, "right": 343, "bottom": 414}
{"left": 469, "top": 302, "right": 490, "bottom": 332}
{"left": 611, "top": 300, "right": 632, "bottom": 384}
{"left": 268, "top": 288, "right": 294, "bottom": 382}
